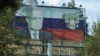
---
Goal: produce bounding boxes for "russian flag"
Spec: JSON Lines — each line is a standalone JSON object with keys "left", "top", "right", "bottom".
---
{"left": 15, "top": 16, "right": 85, "bottom": 41}
{"left": 42, "top": 18, "right": 85, "bottom": 41}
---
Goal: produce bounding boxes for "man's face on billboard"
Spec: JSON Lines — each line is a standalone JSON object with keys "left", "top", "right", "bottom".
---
{"left": 26, "top": 17, "right": 43, "bottom": 30}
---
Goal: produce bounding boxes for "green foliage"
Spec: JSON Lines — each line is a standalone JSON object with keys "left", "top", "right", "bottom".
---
{"left": 92, "top": 21, "right": 100, "bottom": 37}
{"left": 76, "top": 19, "right": 100, "bottom": 56}
{"left": 0, "top": 0, "right": 23, "bottom": 56}
{"left": 85, "top": 37, "right": 100, "bottom": 56}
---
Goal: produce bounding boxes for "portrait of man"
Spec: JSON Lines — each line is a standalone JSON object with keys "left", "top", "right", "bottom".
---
{"left": 25, "top": 16, "right": 54, "bottom": 41}
{"left": 15, "top": 0, "right": 54, "bottom": 41}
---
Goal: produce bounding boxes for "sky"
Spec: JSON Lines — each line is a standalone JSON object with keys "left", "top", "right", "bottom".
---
{"left": 36, "top": 0, "right": 100, "bottom": 34}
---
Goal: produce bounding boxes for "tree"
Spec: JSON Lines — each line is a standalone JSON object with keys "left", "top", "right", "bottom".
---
{"left": 86, "top": 20, "right": 100, "bottom": 56}
{"left": 75, "top": 19, "right": 100, "bottom": 56}
{"left": 0, "top": 0, "right": 23, "bottom": 56}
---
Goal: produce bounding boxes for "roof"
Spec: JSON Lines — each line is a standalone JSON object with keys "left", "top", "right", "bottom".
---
{"left": 23, "top": 5, "right": 81, "bottom": 10}
{"left": 37, "top": 5, "right": 79, "bottom": 9}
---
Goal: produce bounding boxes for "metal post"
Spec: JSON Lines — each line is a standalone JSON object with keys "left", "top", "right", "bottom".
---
{"left": 79, "top": 41, "right": 82, "bottom": 46}
{"left": 38, "top": 41, "right": 42, "bottom": 54}
{"left": 68, "top": 48, "right": 71, "bottom": 56}
{"left": 27, "top": 46, "right": 31, "bottom": 54}
{"left": 47, "top": 43, "right": 52, "bottom": 56}
{"left": 58, "top": 40, "right": 62, "bottom": 55}
{"left": 38, "top": 47, "right": 41, "bottom": 54}
{"left": 25, "top": 45, "right": 28, "bottom": 56}
{"left": 58, "top": 42, "right": 61, "bottom": 55}
{"left": 25, "top": 42, "right": 30, "bottom": 56}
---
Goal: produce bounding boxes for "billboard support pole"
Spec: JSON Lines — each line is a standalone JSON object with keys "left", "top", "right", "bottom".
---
{"left": 47, "top": 43, "right": 52, "bottom": 56}
{"left": 68, "top": 48, "right": 71, "bottom": 55}
{"left": 58, "top": 40, "right": 62, "bottom": 55}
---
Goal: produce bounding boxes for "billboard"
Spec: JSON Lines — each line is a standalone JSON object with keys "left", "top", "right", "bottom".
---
{"left": 15, "top": 5, "right": 85, "bottom": 41}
